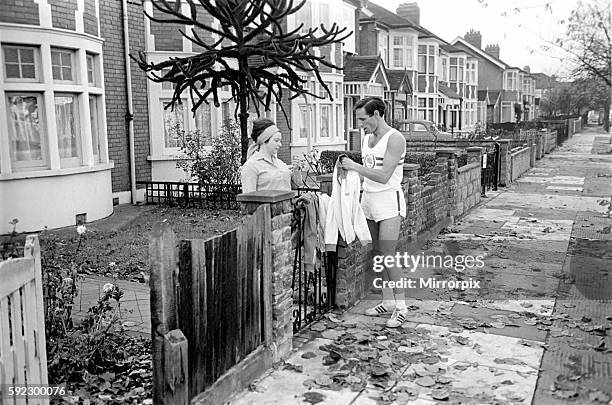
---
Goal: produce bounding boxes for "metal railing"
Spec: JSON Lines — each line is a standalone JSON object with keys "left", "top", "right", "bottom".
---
{"left": 137, "top": 181, "right": 242, "bottom": 210}
{"left": 291, "top": 195, "right": 337, "bottom": 332}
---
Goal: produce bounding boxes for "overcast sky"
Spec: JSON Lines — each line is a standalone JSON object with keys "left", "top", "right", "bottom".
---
{"left": 374, "top": 0, "right": 575, "bottom": 76}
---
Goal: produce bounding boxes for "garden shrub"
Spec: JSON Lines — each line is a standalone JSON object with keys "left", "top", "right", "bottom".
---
{"left": 457, "top": 154, "right": 468, "bottom": 168}
{"left": 319, "top": 150, "right": 363, "bottom": 174}
{"left": 40, "top": 225, "right": 152, "bottom": 403}
{"left": 176, "top": 120, "right": 241, "bottom": 185}
{"left": 405, "top": 152, "right": 437, "bottom": 177}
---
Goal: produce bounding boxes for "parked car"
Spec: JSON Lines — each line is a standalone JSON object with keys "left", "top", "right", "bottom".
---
{"left": 396, "top": 120, "right": 453, "bottom": 141}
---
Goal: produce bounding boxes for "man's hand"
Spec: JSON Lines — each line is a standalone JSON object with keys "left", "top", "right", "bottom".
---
{"left": 340, "top": 156, "right": 358, "bottom": 171}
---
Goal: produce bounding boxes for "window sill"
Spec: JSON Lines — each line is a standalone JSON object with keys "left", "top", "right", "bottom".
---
{"left": 0, "top": 162, "right": 114, "bottom": 180}
{"left": 147, "top": 154, "right": 194, "bottom": 161}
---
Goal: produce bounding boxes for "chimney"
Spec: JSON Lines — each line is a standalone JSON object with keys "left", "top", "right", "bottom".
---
{"left": 484, "top": 44, "right": 500, "bottom": 60}
{"left": 464, "top": 29, "right": 482, "bottom": 49}
{"left": 523, "top": 65, "right": 531, "bottom": 73}
{"left": 397, "top": 3, "right": 420, "bottom": 25}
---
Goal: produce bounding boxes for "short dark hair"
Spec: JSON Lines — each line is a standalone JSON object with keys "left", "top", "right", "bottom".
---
{"left": 354, "top": 97, "right": 386, "bottom": 117}
{"left": 251, "top": 118, "right": 275, "bottom": 142}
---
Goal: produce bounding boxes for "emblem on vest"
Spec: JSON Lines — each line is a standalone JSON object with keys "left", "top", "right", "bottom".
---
{"left": 364, "top": 153, "right": 375, "bottom": 168}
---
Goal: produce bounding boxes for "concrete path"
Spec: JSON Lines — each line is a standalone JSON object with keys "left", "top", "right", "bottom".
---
{"left": 229, "top": 127, "right": 612, "bottom": 405}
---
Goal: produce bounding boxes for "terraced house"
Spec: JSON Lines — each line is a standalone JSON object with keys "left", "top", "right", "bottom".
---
{"left": 452, "top": 29, "right": 537, "bottom": 124}
{"left": 0, "top": 0, "right": 361, "bottom": 233}
{"left": 350, "top": 2, "right": 479, "bottom": 139}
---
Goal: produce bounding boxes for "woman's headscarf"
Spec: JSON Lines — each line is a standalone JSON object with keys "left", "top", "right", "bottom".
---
{"left": 246, "top": 124, "right": 279, "bottom": 159}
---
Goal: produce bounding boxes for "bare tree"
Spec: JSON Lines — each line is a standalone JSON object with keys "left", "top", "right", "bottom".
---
{"left": 133, "top": 0, "right": 351, "bottom": 163}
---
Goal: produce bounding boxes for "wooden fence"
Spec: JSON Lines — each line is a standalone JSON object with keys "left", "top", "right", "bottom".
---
{"left": 0, "top": 235, "right": 48, "bottom": 405}
{"left": 149, "top": 204, "right": 272, "bottom": 405}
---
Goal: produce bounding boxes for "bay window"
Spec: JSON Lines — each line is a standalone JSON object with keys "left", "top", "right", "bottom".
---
{"left": 1, "top": 37, "right": 106, "bottom": 174}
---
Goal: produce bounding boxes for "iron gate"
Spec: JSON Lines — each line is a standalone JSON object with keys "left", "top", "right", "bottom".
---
{"left": 291, "top": 197, "right": 337, "bottom": 332}
{"left": 481, "top": 143, "right": 500, "bottom": 196}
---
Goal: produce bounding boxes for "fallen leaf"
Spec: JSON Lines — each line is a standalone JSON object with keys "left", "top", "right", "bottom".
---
{"left": 303, "top": 391, "right": 326, "bottom": 404}
{"left": 301, "top": 352, "right": 317, "bottom": 359}
{"left": 284, "top": 362, "right": 303, "bottom": 373}
{"left": 310, "top": 323, "right": 327, "bottom": 332}
{"left": 494, "top": 358, "right": 527, "bottom": 366}
{"left": 415, "top": 376, "right": 436, "bottom": 387}
{"left": 431, "top": 388, "right": 450, "bottom": 400}
{"left": 315, "top": 375, "right": 332, "bottom": 387}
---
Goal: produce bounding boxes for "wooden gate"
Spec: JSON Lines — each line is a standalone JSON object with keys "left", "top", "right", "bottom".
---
{"left": 150, "top": 204, "right": 272, "bottom": 404}
{"left": 0, "top": 236, "right": 49, "bottom": 405}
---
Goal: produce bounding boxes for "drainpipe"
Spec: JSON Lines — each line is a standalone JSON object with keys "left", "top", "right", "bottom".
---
{"left": 122, "top": 0, "right": 137, "bottom": 204}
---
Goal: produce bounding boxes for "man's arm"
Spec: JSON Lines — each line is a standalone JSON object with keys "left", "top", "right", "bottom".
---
{"left": 342, "top": 132, "right": 406, "bottom": 184}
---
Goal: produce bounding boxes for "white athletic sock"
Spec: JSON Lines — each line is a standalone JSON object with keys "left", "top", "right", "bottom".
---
{"left": 382, "top": 287, "right": 395, "bottom": 307}
{"left": 394, "top": 293, "right": 407, "bottom": 310}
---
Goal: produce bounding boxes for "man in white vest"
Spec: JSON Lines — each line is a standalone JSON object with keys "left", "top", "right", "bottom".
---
{"left": 339, "top": 97, "right": 408, "bottom": 328}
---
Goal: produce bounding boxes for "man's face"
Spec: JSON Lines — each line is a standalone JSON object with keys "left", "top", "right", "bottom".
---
{"left": 356, "top": 107, "right": 378, "bottom": 134}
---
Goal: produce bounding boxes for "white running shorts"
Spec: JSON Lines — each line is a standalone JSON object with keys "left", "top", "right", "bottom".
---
{"left": 361, "top": 189, "right": 407, "bottom": 222}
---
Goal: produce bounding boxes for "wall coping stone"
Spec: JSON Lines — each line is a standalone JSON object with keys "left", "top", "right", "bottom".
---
{"left": 237, "top": 190, "right": 296, "bottom": 203}
{"left": 403, "top": 163, "right": 420, "bottom": 171}
{"left": 458, "top": 161, "right": 480, "bottom": 173}
{"left": 466, "top": 146, "right": 484, "bottom": 153}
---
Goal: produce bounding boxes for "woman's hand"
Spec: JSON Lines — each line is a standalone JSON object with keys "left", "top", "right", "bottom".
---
{"left": 340, "top": 156, "right": 358, "bottom": 171}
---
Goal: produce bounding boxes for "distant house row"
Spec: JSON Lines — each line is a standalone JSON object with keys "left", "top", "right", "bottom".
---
{"left": 0, "top": 0, "right": 553, "bottom": 233}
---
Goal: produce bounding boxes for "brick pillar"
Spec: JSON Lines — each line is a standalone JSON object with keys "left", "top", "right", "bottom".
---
{"left": 237, "top": 190, "right": 296, "bottom": 362}
{"left": 436, "top": 148, "right": 458, "bottom": 223}
{"left": 400, "top": 164, "right": 421, "bottom": 245}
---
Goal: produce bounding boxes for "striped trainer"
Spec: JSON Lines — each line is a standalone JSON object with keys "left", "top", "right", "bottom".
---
{"left": 365, "top": 303, "right": 392, "bottom": 316}
{"left": 386, "top": 307, "right": 408, "bottom": 328}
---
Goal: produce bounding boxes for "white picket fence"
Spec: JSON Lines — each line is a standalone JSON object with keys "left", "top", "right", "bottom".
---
{"left": 0, "top": 235, "right": 48, "bottom": 405}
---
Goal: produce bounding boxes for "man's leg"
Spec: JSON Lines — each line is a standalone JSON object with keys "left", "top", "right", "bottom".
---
{"left": 366, "top": 219, "right": 395, "bottom": 308}
{"left": 377, "top": 216, "right": 405, "bottom": 309}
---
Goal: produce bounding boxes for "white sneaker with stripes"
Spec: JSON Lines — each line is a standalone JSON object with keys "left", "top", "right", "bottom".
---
{"left": 364, "top": 302, "right": 392, "bottom": 316}
{"left": 386, "top": 307, "right": 408, "bottom": 328}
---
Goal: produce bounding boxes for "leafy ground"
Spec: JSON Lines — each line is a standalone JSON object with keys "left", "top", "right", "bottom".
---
{"left": 40, "top": 206, "right": 243, "bottom": 281}
{"left": 1, "top": 205, "right": 243, "bottom": 404}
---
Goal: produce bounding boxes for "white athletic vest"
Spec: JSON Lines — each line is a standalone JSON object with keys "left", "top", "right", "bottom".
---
{"left": 361, "top": 129, "right": 405, "bottom": 193}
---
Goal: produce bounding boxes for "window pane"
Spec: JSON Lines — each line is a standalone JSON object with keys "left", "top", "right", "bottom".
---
{"left": 428, "top": 56, "right": 434, "bottom": 73}
{"left": 52, "top": 66, "right": 61, "bottom": 80}
{"left": 320, "top": 106, "right": 330, "bottom": 137}
{"left": 393, "top": 49, "right": 403, "bottom": 67}
{"left": 51, "top": 51, "right": 60, "bottom": 65}
{"left": 7, "top": 95, "right": 43, "bottom": 163}
{"left": 194, "top": 103, "right": 212, "bottom": 146}
{"left": 5, "top": 47, "right": 19, "bottom": 63}
{"left": 418, "top": 45, "right": 426, "bottom": 54}
{"left": 62, "top": 67, "right": 72, "bottom": 80}
{"left": 89, "top": 96, "right": 100, "bottom": 159}
{"left": 299, "top": 105, "right": 309, "bottom": 138}
{"left": 414, "top": 123, "right": 427, "bottom": 131}
{"left": 87, "top": 55, "right": 94, "bottom": 84}
{"left": 428, "top": 45, "right": 434, "bottom": 54}
{"left": 418, "top": 98, "right": 425, "bottom": 108}
{"left": 393, "top": 36, "right": 403, "bottom": 46}
{"left": 55, "top": 95, "right": 79, "bottom": 159}
{"left": 6, "top": 63, "right": 20, "bottom": 78}
{"left": 163, "top": 101, "right": 185, "bottom": 148}
{"left": 61, "top": 52, "right": 71, "bottom": 66}
{"left": 418, "top": 55, "right": 426, "bottom": 73}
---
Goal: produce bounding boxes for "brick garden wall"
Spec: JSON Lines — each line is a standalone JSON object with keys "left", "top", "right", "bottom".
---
{"left": 510, "top": 147, "right": 531, "bottom": 182}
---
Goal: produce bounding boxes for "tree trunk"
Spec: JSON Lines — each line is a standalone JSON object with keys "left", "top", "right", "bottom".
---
{"left": 238, "top": 67, "right": 250, "bottom": 164}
